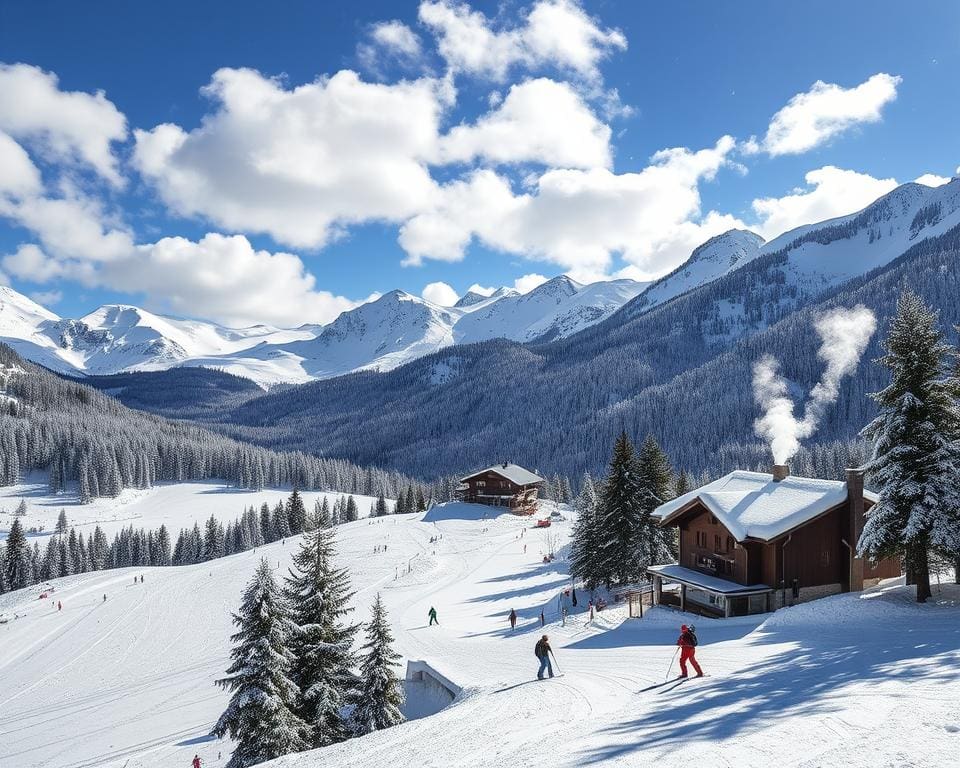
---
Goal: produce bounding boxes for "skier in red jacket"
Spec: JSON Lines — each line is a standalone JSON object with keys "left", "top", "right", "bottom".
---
{"left": 191, "top": 755, "right": 202, "bottom": 768}
{"left": 677, "top": 624, "right": 703, "bottom": 678}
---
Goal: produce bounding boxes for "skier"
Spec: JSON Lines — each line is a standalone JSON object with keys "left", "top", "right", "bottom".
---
{"left": 535, "top": 635, "right": 554, "bottom": 679}
{"left": 57, "top": 600, "right": 62, "bottom": 611}
{"left": 428, "top": 606, "right": 439, "bottom": 626}
{"left": 103, "top": 594, "right": 107, "bottom": 602}
{"left": 677, "top": 624, "right": 703, "bottom": 678}
{"left": 191, "top": 755, "right": 202, "bottom": 768}
{"left": 509, "top": 608, "right": 517, "bottom": 630}
{"left": 540, "top": 610, "right": 545, "bottom": 627}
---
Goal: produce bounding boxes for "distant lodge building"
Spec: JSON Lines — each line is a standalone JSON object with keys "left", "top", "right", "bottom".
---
{"left": 647, "top": 465, "right": 901, "bottom": 618}
{"left": 459, "top": 463, "right": 545, "bottom": 515}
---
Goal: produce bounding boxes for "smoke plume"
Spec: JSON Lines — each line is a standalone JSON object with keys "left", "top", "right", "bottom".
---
{"left": 753, "top": 305, "right": 877, "bottom": 464}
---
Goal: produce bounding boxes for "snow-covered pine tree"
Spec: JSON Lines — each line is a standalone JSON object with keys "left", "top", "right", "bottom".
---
{"left": 635, "top": 435, "right": 678, "bottom": 566}
{"left": 570, "top": 472, "right": 600, "bottom": 588}
{"left": 274, "top": 501, "right": 291, "bottom": 538}
{"left": 345, "top": 496, "right": 359, "bottom": 522}
{"left": 375, "top": 493, "right": 388, "bottom": 517}
{"left": 56, "top": 509, "right": 68, "bottom": 534}
{"left": 858, "top": 291, "right": 960, "bottom": 603}
{"left": 287, "top": 489, "right": 307, "bottom": 534}
{"left": 283, "top": 512, "right": 358, "bottom": 747}
{"left": 3, "top": 517, "right": 31, "bottom": 590}
{"left": 674, "top": 470, "right": 692, "bottom": 497}
{"left": 594, "top": 431, "right": 646, "bottom": 587}
{"left": 352, "top": 593, "right": 404, "bottom": 735}
{"left": 213, "top": 558, "right": 310, "bottom": 767}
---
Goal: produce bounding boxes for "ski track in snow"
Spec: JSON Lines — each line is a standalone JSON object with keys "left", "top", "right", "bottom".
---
{"left": 1, "top": 499, "right": 958, "bottom": 768}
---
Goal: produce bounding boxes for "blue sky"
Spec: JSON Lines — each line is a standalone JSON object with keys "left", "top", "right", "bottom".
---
{"left": 0, "top": 0, "right": 958, "bottom": 326}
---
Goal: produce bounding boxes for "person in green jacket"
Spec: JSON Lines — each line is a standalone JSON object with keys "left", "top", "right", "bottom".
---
{"left": 428, "top": 606, "right": 439, "bottom": 625}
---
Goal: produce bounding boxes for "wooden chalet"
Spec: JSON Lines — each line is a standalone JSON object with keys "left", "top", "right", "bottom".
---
{"left": 647, "top": 465, "right": 901, "bottom": 617}
{"left": 459, "top": 463, "right": 544, "bottom": 515}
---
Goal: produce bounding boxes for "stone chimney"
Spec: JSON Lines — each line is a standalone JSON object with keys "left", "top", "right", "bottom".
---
{"left": 846, "top": 468, "right": 866, "bottom": 592}
{"left": 771, "top": 464, "right": 790, "bottom": 482}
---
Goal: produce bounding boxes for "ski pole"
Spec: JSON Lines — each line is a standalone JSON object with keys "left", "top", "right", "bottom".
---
{"left": 550, "top": 651, "right": 562, "bottom": 676}
{"left": 665, "top": 647, "right": 680, "bottom": 681}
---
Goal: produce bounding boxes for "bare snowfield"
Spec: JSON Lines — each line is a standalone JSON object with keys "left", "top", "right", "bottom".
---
{"left": 0, "top": 477, "right": 390, "bottom": 541}
{"left": 0, "top": 499, "right": 957, "bottom": 768}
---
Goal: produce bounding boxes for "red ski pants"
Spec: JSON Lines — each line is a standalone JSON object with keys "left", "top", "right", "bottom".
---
{"left": 679, "top": 646, "right": 702, "bottom": 676}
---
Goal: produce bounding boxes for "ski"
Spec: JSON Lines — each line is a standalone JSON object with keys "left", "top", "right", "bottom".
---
{"left": 638, "top": 676, "right": 685, "bottom": 693}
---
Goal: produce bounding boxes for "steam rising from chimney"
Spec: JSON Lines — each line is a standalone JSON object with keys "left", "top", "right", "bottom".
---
{"left": 753, "top": 306, "right": 877, "bottom": 464}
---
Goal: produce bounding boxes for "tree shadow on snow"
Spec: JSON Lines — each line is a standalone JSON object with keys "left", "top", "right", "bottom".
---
{"left": 566, "top": 615, "right": 763, "bottom": 650}
{"left": 576, "top": 601, "right": 960, "bottom": 764}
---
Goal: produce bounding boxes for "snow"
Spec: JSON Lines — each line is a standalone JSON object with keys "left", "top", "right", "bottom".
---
{"left": 1, "top": 496, "right": 957, "bottom": 768}
{"left": 459, "top": 463, "right": 544, "bottom": 486}
{"left": 0, "top": 476, "right": 389, "bottom": 541}
{"left": 1, "top": 279, "right": 646, "bottom": 387}
{"left": 648, "top": 564, "right": 772, "bottom": 593}
{"left": 654, "top": 470, "right": 859, "bottom": 541}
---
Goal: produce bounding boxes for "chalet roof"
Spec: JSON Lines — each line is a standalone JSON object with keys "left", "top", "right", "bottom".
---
{"left": 647, "top": 564, "right": 772, "bottom": 595}
{"left": 459, "top": 463, "right": 545, "bottom": 487}
{"left": 653, "top": 470, "right": 878, "bottom": 542}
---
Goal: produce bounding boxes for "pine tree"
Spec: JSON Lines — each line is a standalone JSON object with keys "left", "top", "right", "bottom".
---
{"left": 274, "top": 501, "right": 291, "bottom": 538}
{"left": 594, "top": 431, "right": 645, "bottom": 587}
{"left": 858, "top": 291, "right": 960, "bottom": 602}
{"left": 56, "top": 509, "right": 69, "bottom": 535}
{"left": 570, "top": 472, "right": 600, "bottom": 588}
{"left": 213, "top": 559, "right": 310, "bottom": 767}
{"left": 3, "top": 517, "right": 31, "bottom": 590}
{"left": 287, "top": 489, "right": 307, "bottom": 534}
{"left": 344, "top": 496, "right": 358, "bottom": 522}
{"left": 352, "top": 593, "right": 404, "bottom": 735}
{"left": 13, "top": 499, "right": 27, "bottom": 517}
{"left": 635, "top": 435, "right": 678, "bottom": 566}
{"left": 674, "top": 470, "right": 692, "bottom": 498}
{"left": 283, "top": 513, "right": 358, "bottom": 747}
{"left": 375, "top": 493, "right": 388, "bottom": 517}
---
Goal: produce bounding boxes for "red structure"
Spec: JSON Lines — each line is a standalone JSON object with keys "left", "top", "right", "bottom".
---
{"left": 648, "top": 466, "right": 901, "bottom": 617}
{"left": 459, "top": 463, "right": 544, "bottom": 515}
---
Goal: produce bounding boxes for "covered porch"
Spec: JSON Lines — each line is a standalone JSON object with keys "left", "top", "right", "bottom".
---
{"left": 647, "top": 564, "right": 774, "bottom": 617}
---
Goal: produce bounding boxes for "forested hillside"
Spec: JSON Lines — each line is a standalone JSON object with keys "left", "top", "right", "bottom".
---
{"left": 212, "top": 223, "right": 960, "bottom": 482}
{"left": 0, "top": 345, "right": 416, "bottom": 500}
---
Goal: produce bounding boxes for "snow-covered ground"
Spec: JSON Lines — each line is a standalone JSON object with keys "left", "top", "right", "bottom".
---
{"left": 1, "top": 500, "right": 957, "bottom": 768}
{"left": 0, "top": 476, "right": 390, "bottom": 541}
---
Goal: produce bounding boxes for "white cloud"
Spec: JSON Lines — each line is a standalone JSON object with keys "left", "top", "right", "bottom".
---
{"left": 751, "top": 166, "right": 898, "bottom": 240}
{"left": 30, "top": 289, "right": 62, "bottom": 306}
{"left": 401, "top": 136, "right": 743, "bottom": 278}
{"left": 439, "top": 78, "right": 611, "bottom": 168}
{"left": 418, "top": 0, "right": 626, "bottom": 83}
{"left": 421, "top": 280, "right": 459, "bottom": 305}
{"left": 133, "top": 68, "right": 448, "bottom": 250}
{"left": 372, "top": 21, "right": 423, "bottom": 58}
{"left": 0, "top": 63, "right": 127, "bottom": 185}
{"left": 513, "top": 273, "right": 549, "bottom": 293}
{"left": 0, "top": 131, "right": 43, "bottom": 198}
{"left": 914, "top": 173, "right": 951, "bottom": 187}
{"left": 761, "top": 73, "right": 901, "bottom": 156}
{"left": 466, "top": 283, "right": 495, "bottom": 296}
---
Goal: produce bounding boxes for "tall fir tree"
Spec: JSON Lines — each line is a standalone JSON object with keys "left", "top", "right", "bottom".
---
{"left": 213, "top": 559, "right": 310, "bottom": 767}
{"left": 3, "top": 517, "right": 31, "bottom": 590}
{"left": 352, "top": 593, "right": 404, "bottom": 735}
{"left": 375, "top": 493, "right": 388, "bottom": 517}
{"left": 858, "top": 291, "right": 960, "bottom": 603}
{"left": 635, "top": 435, "right": 679, "bottom": 566}
{"left": 283, "top": 512, "right": 358, "bottom": 747}
{"left": 570, "top": 472, "right": 600, "bottom": 588}
{"left": 594, "top": 431, "right": 646, "bottom": 586}
{"left": 287, "top": 489, "right": 307, "bottom": 534}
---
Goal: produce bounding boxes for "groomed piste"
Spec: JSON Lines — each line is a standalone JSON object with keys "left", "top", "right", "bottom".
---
{"left": 1, "top": 497, "right": 957, "bottom": 768}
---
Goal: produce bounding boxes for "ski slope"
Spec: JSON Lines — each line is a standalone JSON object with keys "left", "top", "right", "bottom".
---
{"left": 1, "top": 501, "right": 957, "bottom": 768}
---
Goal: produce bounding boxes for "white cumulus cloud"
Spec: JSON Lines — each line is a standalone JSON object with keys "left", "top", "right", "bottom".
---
{"left": 0, "top": 63, "right": 127, "bottom": 185}
{"left": 439, "top": 78, "right": 611, "bottom": 168}
{"left": 914, "top": 173, "right": 951, "bottom": 187}
{"left": 421, "top": 280, "right": 460, "bottom": 305}
{"left": 751, "top": 166, "right": 898, "bottom": 240}
{"left": 759, "top": 73, "right": 901, "bottom": 156}
{"left": 133, "top": 68, "right": 448, "bottom": 250}
{"left": 418, "top": 0, "right": 626, "bottom": 83}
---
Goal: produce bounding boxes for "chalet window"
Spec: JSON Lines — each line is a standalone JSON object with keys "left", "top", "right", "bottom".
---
{"left": 695, "top": 554, "right": 716, "bottom": 572}
{"left": 709, "top": 515, "right": 718, "bottom": 525}
{"left": 727, "top": 536, "right": 736, "bottom": 551}
{"left": 820, "top": 549, "right": 830, "bottom": 567}
{"left": 477, "top": 481, "right": 486, "bottom": 487}
{"left": 695, "top": 531, "right": 707, "bottom": 548}
{"left": 714, "top": 534, "right": 722, "bottom": 552}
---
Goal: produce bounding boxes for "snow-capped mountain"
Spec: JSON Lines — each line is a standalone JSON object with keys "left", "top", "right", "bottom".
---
{"left": 631, "top": 229, "right": 765, "bottom": 313}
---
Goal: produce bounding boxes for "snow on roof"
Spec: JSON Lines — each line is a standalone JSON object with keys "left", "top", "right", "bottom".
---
{"left": 647, "top": 564, "right": 772, "bottom": 594}
{"left": 654, "top": 470, "right": 857, "bottom": 542}
{"left": 459, "top": 463, "right": 545, "bottom": 486}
